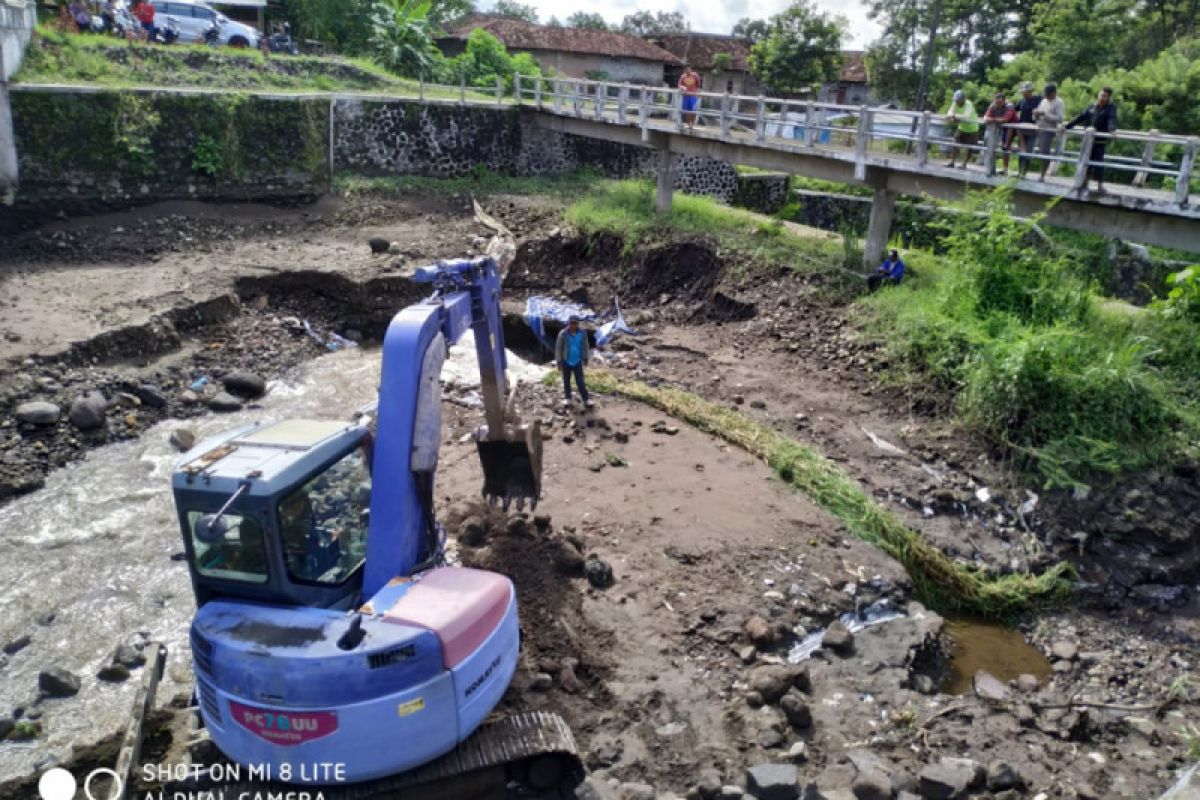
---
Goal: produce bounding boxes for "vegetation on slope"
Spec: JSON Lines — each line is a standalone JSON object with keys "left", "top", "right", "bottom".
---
{"left": 16, "top": 26, "right": 504, "bottom": 100}
{"left": 859, "top": 189, "right": 1200, "bottom": 490}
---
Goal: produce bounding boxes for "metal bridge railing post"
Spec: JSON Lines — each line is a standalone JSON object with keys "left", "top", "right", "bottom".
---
{"left": 916, "top": 112, "right": 931, "bottom": 165}
{"left": 1132, "top": 131, "right": 1157, "bottom": 188}
{"left": 1177, "top": 138, "right": 1198, "bottom": 206}
{"left": 1073, "top": 129, "right": 1096, "bottom": 191}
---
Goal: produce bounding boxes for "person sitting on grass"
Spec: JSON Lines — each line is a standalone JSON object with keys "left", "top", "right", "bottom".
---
{"left": 555, "top": 315, "right": 593, "bottom": 410}
{"left": 867, "top": 249, "right": 906, "bottom": 292}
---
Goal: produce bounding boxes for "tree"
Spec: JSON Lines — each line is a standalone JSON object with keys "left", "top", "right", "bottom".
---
{"left": 369, "top": 0, "right": 441, "bottom": 77}
{"left": 442, "top": 27, "right": 543, "bottom": 90}
{"left": 427, "top": 0, "right": 473, "bottom": 26}
{"left": 619, "top": 11, "right": 688, "bottom": 36}
{"left": 545, "top": 15, "right": 561, "bottom": 26}
{"left": 732, "top": 17, "right": 770, "bottom": 43}
{"left": 491, "top": 0, "right": 537, "bottom": 22}
{"left": 565, "top": 11, "right": 609, "bottom": 30}
{"left": 749, "top": 0, "right": 845, "bottom": 94}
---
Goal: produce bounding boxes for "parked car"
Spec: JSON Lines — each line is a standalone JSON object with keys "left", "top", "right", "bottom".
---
{"left": 153, "top": 0, "right": 260, "bottom": 48}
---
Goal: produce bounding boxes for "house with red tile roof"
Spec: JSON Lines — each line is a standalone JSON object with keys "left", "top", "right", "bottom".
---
{"left": 438, "top": 16, "right": 682, "bottom": 86}
{"left": 649, "top": 33, "right": 762, "bottom": 97}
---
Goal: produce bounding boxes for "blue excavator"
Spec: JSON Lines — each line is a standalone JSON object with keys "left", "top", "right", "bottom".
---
{"left": 170, "top": 257, "right": 582, "bottom": 795}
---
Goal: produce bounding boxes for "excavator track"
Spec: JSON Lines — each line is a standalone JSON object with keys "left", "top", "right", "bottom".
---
{"left": 167, "top": 711, "right": 583, "bottom": 800}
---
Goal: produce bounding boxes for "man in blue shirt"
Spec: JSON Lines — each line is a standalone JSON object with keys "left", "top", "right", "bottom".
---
{"left": 867, "top": 250, "right": 906, "bottom": 292}
{"left": 555, "top": 315, "right": 593, "bottom": 408}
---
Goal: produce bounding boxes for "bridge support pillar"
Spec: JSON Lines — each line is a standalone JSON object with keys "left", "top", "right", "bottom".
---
{"left": 655, "top": 150, "right": 677, "bottom": 214}
{"left": 0, "top": 84, "right": 16, "bottom": 205}
{"left": 864, "top": 188, "right": 896, "bottom": 268}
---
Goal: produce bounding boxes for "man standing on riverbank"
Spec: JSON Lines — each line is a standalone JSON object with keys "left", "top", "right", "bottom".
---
{"left": 678, "top": 65, "right": 701, "bottom": 129}
{"left": 556, "top": 315, "right": 593, "bottom": 409}
{"left": 1066, "top": 87, "right": 1118, "bottom": 194}
{"left": 944, "top": 90, "right": 980, "bottom": 168}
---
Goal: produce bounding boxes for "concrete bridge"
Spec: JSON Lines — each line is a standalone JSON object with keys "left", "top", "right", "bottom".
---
{"left": 515, "top": 75, "right": 1200, "bottom": 262}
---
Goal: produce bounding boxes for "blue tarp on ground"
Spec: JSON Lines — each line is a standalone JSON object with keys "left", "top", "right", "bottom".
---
{"left": 523, "top": 296, "right": 635, "bottom": 350}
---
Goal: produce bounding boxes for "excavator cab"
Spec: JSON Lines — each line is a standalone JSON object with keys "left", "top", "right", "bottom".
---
{"left": 174, "top": 419, "right": 375, "bottom": 610}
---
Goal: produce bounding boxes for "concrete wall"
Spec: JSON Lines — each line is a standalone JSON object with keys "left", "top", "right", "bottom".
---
{"left": 1, "top": 0, "right": 36, "bottom": 203}
{"left": 818, "top": 81, "right": 870, "bottom": 106}
{"left": 8, "top": 88, "right": 330, "bottom": 220}
{"left": 0, "top": 0, "right": 35, "bottom": 81}
{"left": 523, "top": 49, "right": 665, "bottom": 85}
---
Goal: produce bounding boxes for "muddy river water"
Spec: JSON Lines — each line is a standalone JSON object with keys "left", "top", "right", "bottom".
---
{"left": 0, "top": 349, "right": 384, "bottom": 784}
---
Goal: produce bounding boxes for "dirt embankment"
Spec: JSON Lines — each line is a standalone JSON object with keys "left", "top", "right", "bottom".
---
{"left": 0, "top": 192, "right": 1197, "bottom": 800}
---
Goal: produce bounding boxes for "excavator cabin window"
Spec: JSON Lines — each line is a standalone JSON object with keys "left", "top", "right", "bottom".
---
{"left": 188, "top": 510, "right": 269, "bottom": 583}
{"left": 278, "top": 448, "right": 371, "bottom": 585}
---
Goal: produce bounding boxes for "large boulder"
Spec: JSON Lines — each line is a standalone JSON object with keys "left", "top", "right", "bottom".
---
{"left": 135, "top": 384, "right": 168, "bottom": 409}
{"left": 852, "top": 769, "right": 894, "bottom": 800}
{"left": 972, "top": 670, "right": 1011, "bottom": 702}
{"left": 68, "top": 392, "right": 108, "bottom": 430}
{"left": 15, "top": 402, "right": 60, "bottom": 426}
{"left": 222, "top": 371, "right": 267, "bottom": 399}
{"left": 822, "top": 621, "right": 855, "bottom": 655}
{"left": 916, "top": 762, "right": 973, "bottom": 800}
{"left": 39, "top": 667, "right": 81, "bottom": 698}
{"left": 779, "top": 691, "right": 812, "bottom": 730}
{"left": 207, "top": 392, "right": 244, "bottom": 412}
{"left": 749, "top": 665, "right": 810, "bottom": 704}
{"left": 745, "top": 763, "right": 798, "bottom": 800}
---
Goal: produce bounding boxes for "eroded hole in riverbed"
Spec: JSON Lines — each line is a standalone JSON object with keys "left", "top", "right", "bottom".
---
{"left": 942, "top": 617, "right": 1052, "bottom": 694}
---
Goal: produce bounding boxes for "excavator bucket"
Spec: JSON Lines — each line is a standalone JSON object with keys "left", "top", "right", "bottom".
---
{"left": 476, "top": 421, "right": 543, "bottom": 511}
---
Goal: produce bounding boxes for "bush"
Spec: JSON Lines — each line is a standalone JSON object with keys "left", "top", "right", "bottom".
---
{"left": 862, "top": 187, "right": 1196, "bottom": 488}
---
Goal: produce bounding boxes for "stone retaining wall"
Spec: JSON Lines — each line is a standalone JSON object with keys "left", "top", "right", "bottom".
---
{"left": 8, "top": 88, "right": 784, "bottom": 226}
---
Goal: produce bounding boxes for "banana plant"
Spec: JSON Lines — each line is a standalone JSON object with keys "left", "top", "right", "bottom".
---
{"left": 369, "top": 0, "right": 438, "bottom": 76}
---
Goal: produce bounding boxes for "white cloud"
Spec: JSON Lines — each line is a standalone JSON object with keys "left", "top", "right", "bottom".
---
{"left": 491, "top": 0, "right": 881, "bottom": 47}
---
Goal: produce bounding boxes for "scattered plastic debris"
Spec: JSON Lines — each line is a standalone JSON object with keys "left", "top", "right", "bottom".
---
{"left": 787, "top": 599, "right": 906, "bottom": 663}
{"left": 523, "top": 295, "right": 636, "bottom": 350}
{"left": 861, "top": 427, "right": 907, "bottom": 456}
{"left": 975, "top": 487, "right": 991, "bottom": 503}
{"left": 189, "top": 376, "right": 210, "bottom": 391}
{"left": 303, "top": 320, "right": 358, "bottom": 352}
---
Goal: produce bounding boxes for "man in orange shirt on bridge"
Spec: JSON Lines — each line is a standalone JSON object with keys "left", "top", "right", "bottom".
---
{"left": 678, "top": 65, "right": 701, "bottom": 129}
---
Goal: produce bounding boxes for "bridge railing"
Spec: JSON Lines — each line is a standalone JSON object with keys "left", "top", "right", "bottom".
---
{"left": 514, "top": 74, "right": 1198, "bottom": 207}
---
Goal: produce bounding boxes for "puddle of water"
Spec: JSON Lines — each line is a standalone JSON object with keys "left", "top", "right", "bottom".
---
{"left": 943, "top": 617, "right": 1051, "bottom": 694}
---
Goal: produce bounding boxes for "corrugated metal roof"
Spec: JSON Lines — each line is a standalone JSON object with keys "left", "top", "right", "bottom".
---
{"left": 444, "top": 16, "right": 683, "bottom": 64}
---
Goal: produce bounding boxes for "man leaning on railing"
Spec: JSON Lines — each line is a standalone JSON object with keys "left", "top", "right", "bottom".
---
{"left": 1065, "top": 87, "right": 1119, "bottom": 194}
{"left": 944, "top": 90, "right": 980, "bottom": 169}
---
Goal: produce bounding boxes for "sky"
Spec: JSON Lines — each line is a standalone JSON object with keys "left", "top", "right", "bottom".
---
{"left": 485, "top": 0, "right": 882, "bottom": 48}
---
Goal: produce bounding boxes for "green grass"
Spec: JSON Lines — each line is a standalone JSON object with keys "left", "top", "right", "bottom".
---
{"left": 584, "top": 370, "right": 1074, "bottom": 619}
{"left": 788, "top": 175, "right": 874, "bottom": 198}
{"left": 858, "top": 188, "right": 1200, "bottom": 489}
{"left": 565, "top": 179, "right": 841, "bottom": 274}
{"left": 334, "top": 168, "right": 608, "bottom": 198}
{"left": 16, "top": 27, "right": 502, "bottom": 101}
